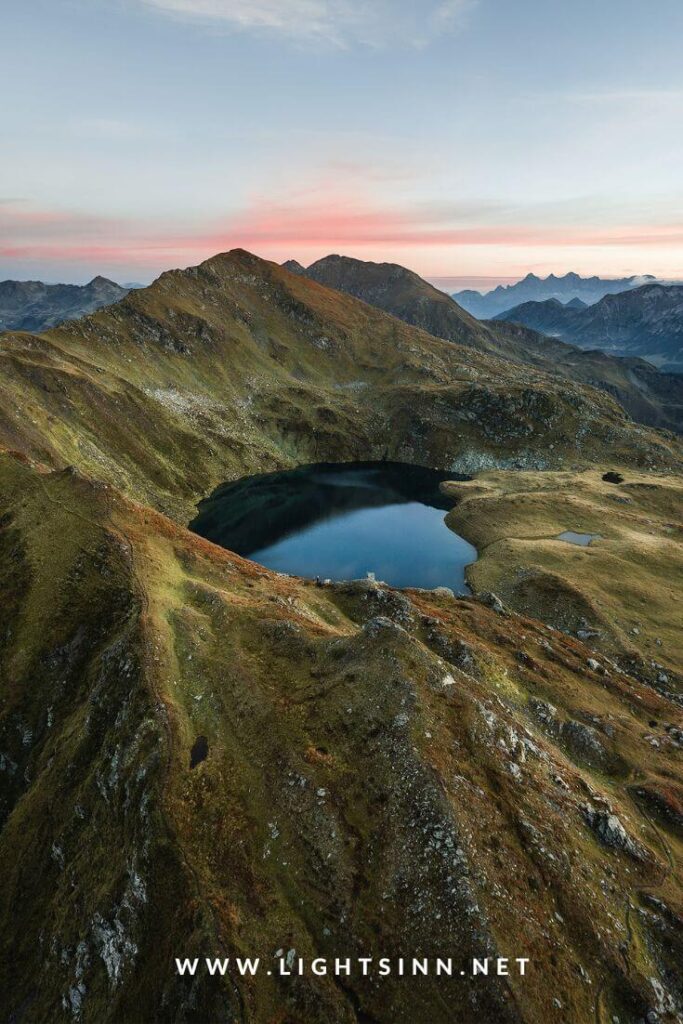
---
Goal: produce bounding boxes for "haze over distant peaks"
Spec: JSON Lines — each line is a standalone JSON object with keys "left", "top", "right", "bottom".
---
{"left": 0, "top": 276, "right": 129, "bottom": 333}
{"left": 495, "top": 283, "right": 683, "bottom": 372}
{"left": 453, "top": 271, "right": 659, "bottom": 319}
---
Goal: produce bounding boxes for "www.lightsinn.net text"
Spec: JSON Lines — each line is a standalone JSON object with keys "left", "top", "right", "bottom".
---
{"left": 175, "top": 956, "right": 530, "bottom": 979}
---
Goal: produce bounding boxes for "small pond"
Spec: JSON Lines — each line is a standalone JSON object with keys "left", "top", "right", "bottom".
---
{"left": 190, "top": 462, "right": 477, "bottom": 592}
{"left": 557, "top": 531, "right": 601, "bottom": 547}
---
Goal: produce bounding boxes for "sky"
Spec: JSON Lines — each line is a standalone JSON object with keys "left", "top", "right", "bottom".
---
{"left": 2, "top": 0, "right": 683, "bottom": 288}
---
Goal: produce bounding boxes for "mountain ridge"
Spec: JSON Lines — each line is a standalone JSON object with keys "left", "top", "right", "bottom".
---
{"left": 454, "top": 271, "right": 659, "bottom": 319}
{"left": 0, "top": 276, "right": 129, "bottom": 333}
{"left": 496, "top": 283, "right": 683, "bottom": 371}
{"left": 304, "top": 253, "right": 497, "bottom": 352}
{"left": 4, "top": 248, "right": 665, "bottom": 523}
{"left": 291, "top": 254, "right": 683, "bottom": 433}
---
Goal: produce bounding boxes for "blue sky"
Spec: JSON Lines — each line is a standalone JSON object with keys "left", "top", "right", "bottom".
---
{"left": 2, "top": 0, "right": 683, "bottom": 285}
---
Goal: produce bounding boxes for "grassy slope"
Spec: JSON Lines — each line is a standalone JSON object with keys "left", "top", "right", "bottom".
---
{"left": 300, "top": 253, "right": 683, "bottom": 434}
{"left": 304, "top": 254, "right": 498, "bottom": 352}
{"left": 1, "top": 452, "right": 681, "bottom": 1023}
{"left": 444, "top": 470, "right": 683, "bottom": 678}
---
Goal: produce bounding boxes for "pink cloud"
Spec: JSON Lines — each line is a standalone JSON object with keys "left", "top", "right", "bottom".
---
{"left": 3, "top": 192, "right": 683, "bottom": 279}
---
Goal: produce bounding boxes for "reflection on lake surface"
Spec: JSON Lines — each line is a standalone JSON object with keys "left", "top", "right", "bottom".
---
{"left": 190, "top": 462, "right": 477, "bottom": 592}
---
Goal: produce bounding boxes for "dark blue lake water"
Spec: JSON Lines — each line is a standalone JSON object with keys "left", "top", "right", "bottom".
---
{"left": 190, "top": 462, "right": 476, "bottom": 592}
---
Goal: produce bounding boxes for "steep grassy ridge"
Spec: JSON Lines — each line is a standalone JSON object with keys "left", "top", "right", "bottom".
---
{"left": 305, "top": 254, "right": 497, "bottom": 352}
{"left": 1, "top": 452, "right": 682, "bottom": 1023}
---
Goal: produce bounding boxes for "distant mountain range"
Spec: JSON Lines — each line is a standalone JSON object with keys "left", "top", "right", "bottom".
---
{"left": 291, "top": 255, "right": 683, "bottom": 433}
{"left": 0, "top": 276, "right": 128, "bottom": 333}
{"left": 453, "top": 271, "right": 658, "bottom": 319}
{"left": 495, "top": 284, "right": 683, "bottom": 373}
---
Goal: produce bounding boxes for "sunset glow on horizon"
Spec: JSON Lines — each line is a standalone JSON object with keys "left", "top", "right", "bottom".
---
{"left": 3, "top": 1, "right": 683, "bottom": 287}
